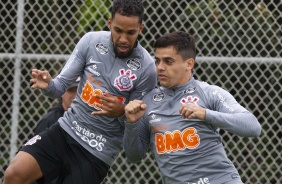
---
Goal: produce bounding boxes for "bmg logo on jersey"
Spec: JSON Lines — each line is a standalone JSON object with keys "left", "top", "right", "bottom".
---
{"left": 187, "top": 177, "right": 210, "bottom": 184}
{"left": 155, "top": 127, "right": 200, "bottom": 154}
{"left": 81, "top": 80, "right": 125, "bottom": 110}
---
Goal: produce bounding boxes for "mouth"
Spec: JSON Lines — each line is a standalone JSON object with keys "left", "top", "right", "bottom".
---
{"left": 158, "top": 74, "right": 167, "bottom": 80}
{"left": 117, "top": 45, "right": 129, "bottom": 53}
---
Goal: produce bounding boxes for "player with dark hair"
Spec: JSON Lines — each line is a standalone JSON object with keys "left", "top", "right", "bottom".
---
{"left": 123, "top": 31, "right": 261, "bottom": 184}
{"left": 3, "top": 0, "right": 157, "bottom": 183}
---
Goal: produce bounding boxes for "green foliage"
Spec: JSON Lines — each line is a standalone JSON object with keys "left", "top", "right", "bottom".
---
{"left": 180, "top": 1, "right": 281, "bottom": 57}
{"left": 76, "top": 0, "right": 111, "bottom": 34}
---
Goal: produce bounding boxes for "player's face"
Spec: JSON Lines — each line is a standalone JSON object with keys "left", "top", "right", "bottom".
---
{"left": 155, "top": 46, "right": 194, "bottom": 88}
{"left": 108, "top": 13, "right": 144, "bottom": 58}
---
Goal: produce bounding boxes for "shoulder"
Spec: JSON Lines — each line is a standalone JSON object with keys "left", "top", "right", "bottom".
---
{"left": 196, "top": 80, "right": 226, "bottom": 94}
{"left": 136, "top": 42, "right": 154, "bottom": 66}
{"left": 83, "top": 31, "right": 110, "bottom": 38}
{"left": 81, "top": 31, "right": 110, "bottom": 43}
{"left": 196, "top": 80, "right": 235, "bottom": 103}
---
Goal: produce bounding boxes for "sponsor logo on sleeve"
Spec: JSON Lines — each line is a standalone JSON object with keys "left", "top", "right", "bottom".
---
{"left": 212, "top": 90, "right": 234, "bottom": 112}
{"left": 24, "top": 135, "right": 41, "bottom": 146}
{"left": 186, "top": 177, "right": 210, "bottom": 184}
{"left": 114, "top": 69, "right": 136, "bottom": 91}
{"left": 60, "top": 49, "right": 78, "bottom": 74}
{"left": 95, "top": 43, "right": 108, "bottom": 55}
{"left": 126, "top": 58, "right": 141, "bottom": 70}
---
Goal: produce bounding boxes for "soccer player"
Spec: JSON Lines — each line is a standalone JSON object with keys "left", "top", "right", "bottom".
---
{"left": 3, "top": 0, "right": 157, "bottom": 183}
{"left": 123, "top": 31, "right": 261, "bottom": 184}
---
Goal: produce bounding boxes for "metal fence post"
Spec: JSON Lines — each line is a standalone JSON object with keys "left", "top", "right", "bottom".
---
{"left": 9, "top": 0, "right": 25, "bottom": 162}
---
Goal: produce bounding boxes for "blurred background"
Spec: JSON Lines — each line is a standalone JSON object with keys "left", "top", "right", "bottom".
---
{"left": 0, "top": 0, "right": 281, "bottom": 183}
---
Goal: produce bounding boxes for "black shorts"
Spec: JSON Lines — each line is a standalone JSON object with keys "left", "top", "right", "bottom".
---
{"left": 21, "top": 123, "right": 110, "bottom": 184}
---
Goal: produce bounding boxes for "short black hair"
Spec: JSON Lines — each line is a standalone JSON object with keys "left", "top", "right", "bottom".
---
{"left": 111, "top": 0, "right": 144, "bottom": 23}
{"left": 154, "top": 31, "right": 196, "bottom": 60}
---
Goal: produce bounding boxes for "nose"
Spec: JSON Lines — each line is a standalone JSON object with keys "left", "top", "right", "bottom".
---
{"left": 119, "top": 33, "right": 128, "bottom": 43}
{"left": 156, "top": 61, "right": 165, "bottom": 71}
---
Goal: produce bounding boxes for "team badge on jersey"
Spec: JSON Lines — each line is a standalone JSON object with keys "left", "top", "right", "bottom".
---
{"left": 114, "top": 69, "right": 136, "bottom": 91}
{"left": 153, "top": 93, "right": 164, "bottom": 101}
{"left": 126, "top": 58, "right": 141, "bottom": 70}
{"left": 95, "top": 43, "right": 108, "bottom": 55}
{"left": 181, "top": 95, "right": 199, "bottom": 105}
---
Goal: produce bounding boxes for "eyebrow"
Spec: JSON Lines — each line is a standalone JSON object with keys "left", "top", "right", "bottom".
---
{"left": 113, "top": 26, "right": 138, "bottom": 33}
{"left": 155, "top": 56, "right": 174, "bottom": 61}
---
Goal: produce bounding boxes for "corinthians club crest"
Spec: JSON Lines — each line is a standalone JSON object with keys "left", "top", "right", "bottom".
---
{"left": 114, "top": 69, "right": 137, "bottom": 91}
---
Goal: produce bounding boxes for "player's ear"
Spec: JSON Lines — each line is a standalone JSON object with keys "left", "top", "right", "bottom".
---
{"left": 186, "top": 58, "right": 195, "bottom": 71}
{"left": 139, "top": 22, "right": 144, "bottom": 34}
{"left": 108, "top": 18, "right": 112, "bottom": 29}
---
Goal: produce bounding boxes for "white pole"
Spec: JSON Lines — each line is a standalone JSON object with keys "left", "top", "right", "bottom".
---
{"left": 10, "top": 0, "right": 25, "bottom": 162}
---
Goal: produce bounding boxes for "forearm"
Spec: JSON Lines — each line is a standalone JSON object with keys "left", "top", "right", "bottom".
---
{"left": 123, "top": 121, "right": 148, "bottom": 163}
{"left": 206, "top": 109, "right": 261, "bottom": 137}
{"left": 41, "top": 79, "right": 64, "bottom": 99}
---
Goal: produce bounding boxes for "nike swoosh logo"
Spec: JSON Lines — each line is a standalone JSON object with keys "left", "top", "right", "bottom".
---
{"left": 89, "top": 58, "right": 101, "bottom": 64}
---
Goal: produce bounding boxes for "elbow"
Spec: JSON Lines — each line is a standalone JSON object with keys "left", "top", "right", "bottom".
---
{"left": 249, "top": 116, "right": 262, "bottom": 137}
{"left": 241, "top": 113, "right": 261, "bottom": 137}
{"left": 251, "top": 123, "right": 261, "bottom": 137}
{"left": 242, "top": 119, "right": 262, "bottom": 137}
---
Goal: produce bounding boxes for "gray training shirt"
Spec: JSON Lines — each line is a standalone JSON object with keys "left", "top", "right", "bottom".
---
{"left": 42, "top": 31, "right": 157, "bottom": 166}
{"left": 124, "top": 77, "right": 261, "bottom": 184}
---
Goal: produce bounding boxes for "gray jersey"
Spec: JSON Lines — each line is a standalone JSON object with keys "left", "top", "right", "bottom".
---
{"left": 124, "top": 77, "right": 261, "bottom": 184}
{"left": 42, "top": 31, "right": 157, "bottom": 166}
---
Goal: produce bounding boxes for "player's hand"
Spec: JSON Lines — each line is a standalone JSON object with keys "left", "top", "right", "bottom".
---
{"left": 92, "top": 91, "right": 125, "bottom": 117}
{"left": 179, "top": 103, "right": 206, "bottom": 120}
{"left": 124, "top": 100, "right": 147, "bottom": 123}
{"left": 30, "top": 69, "right": 51, "bottom": 89}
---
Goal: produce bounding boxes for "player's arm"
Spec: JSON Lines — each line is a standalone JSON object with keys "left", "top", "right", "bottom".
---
{"left": 32, "top": 33, "right": 90, "bottom": 98}
{"left": 123, "top": 100, "right": 150, "bottom": 163}
{"left": 205, "top": 86, "right": 261, "bottom": 137}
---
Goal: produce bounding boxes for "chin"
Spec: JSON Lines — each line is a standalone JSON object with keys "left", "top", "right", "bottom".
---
{"left": 116, "top": 53, "right": 129, "bottom": 59}
{"left": 114, "top": 48, "right": 133, "bottom": 59}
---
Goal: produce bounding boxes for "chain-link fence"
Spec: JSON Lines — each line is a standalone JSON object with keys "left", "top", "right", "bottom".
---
{"left": 1, "top": 0, "right": 281, "bottom": 183}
